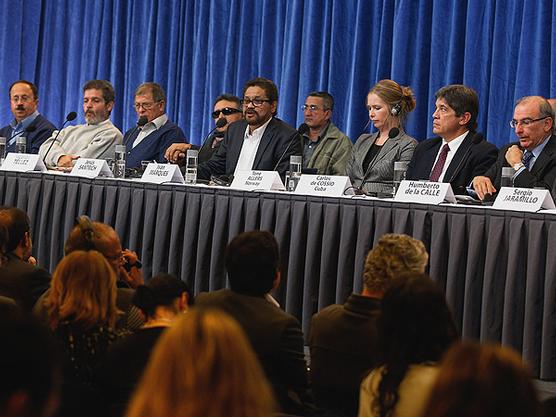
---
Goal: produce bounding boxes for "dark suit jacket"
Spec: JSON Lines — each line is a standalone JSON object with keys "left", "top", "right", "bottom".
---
{"left": 123, "top": 120, "right": 186, "bottom": 168}
{"left": 195, "top": 289, "right": 310, "bottom": 414}
{"left": 484, "top": 135, "right": 556, "bottom": 199}
{"left": 406, "top": 131, "right": 498, "bottom": 194}
{"left": 197, "top": 117, "right": 301, "bottom": 180}
{"left": 0, "top": 114, "right": 56, "bottom": 154}
{"left": 0, "top": 253, "right": 51, "bottom": 312}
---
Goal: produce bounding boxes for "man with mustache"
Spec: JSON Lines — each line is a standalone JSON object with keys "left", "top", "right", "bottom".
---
{"left": 0, "top": 80, "right": 56, "bottom": 154}
{"left": 39, "top": 80, "right": 122, "bottom": 168}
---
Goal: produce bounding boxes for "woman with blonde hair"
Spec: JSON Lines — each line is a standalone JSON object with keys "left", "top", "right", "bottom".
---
{"left": 125, "top": 308, "right": 275, "bottom": 417}
{"left": 346, "top": 79, "right": 417, "bottom": 195}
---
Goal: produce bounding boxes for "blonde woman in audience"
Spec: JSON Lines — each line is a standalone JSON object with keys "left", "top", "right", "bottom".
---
{"left": 421, "top": 341, "right": 540, "bottom": 417}
{"left": 125, "top": 308, "right": 275, "bottom": 417}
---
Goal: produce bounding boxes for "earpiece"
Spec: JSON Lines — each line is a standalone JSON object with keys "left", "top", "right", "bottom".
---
{"left": 391, "top": 102, "right": 402, "bottom": 116}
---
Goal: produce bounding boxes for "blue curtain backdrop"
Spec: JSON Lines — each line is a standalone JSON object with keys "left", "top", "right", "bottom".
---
{"left": 1, "top": 0, "right": 556, "bottom": 148}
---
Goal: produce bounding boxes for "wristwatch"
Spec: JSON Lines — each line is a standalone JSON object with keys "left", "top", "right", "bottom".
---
{"left": 513, "top": 162, "right": 524, "bottom": 171}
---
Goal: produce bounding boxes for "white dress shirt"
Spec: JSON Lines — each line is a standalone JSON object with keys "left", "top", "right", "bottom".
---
{"left": 431, "top": 131, "right": 468, "bottom": 182}
{"left": 234, "top": 117, "right": 272, "bottom": 175}
{"left": 133, "top": 114, "right": 168, "bottom": 148}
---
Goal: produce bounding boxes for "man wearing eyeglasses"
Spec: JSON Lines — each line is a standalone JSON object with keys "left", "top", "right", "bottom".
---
{"left": 0, "top": 80, "right": 56, "bottom": 154}
{"left": 302, "top": 91, "right": 352, "bottom": 175}
{"left": 123, "top": 82, "right": 187, "bottom": 168}
{"left": 196, "top": 77, "right": 301, "bottom": 180}
{"left": 472, "top": 96, "right": 556, "bottom": 200}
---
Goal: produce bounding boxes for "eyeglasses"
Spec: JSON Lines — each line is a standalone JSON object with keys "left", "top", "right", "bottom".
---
{"left": 509, "top": 116, "right": 549, "bottom": 128}
{"left": 133, "top": 100, "right": 162, "bottom": 111}
{"left": 301, "top": 104, "right": 328, "bottom": 112}
{"left": 240, "top": 98, "right": 272, "bottom": 107}
{"left": 212, "top": 107, "right": 242, "bottom": 119}
{"left": 11, "top": 95, "right": 33, "bottom": 103}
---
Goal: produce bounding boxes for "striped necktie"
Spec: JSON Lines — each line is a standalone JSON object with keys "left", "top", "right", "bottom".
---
{"left": 522, "top": 151, "right": 533, "bottom": 170}
{"left": 429, "top": 144, "right": 450, "bottom": 182}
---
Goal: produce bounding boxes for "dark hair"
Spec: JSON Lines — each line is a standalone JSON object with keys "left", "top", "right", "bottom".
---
{"left": 83, "top": 79, "right": 115, "bottom": 103}
{"left": 242, "top": 77, "right": 279, "bottom": 103}
{"left": 0, "top": 207, "right": 31, "bottom": 253}
{"left": 133, "top": 273, "right": 192, "bottom": 317}
{"left": 308, "top": 91, "right": 334, "bottom": 110}
{"left": 214, "top": 94, "right": 241, "bottom": 108}
{"left": 9, "top": 80, "right": 39, "bottom": 100}
{"left": 135, "top": 82, "right": 166, "bottom": 103}
{"left": 225, "top": 231, "right": 280, "bottom": 296}
{"left": 435, "top": 84, "right": 479, "bottom": 131}
{"left": 374, "top": 272, "right": 458, "bottom": 417}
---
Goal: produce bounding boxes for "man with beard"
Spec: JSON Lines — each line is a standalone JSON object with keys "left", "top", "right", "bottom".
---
{"left": 39, "top": 80, "right": 122, "bottom": 168}
{"left": 0, "top": 80, "right": 55, "bottom": 154}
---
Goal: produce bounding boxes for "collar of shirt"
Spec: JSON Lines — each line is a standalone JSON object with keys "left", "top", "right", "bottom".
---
{"left": 434, "top": 130, "right": 469, "bottom": 182}
{"left": 530, "top": 134, "right": 551, "bottom": 161}
{"left": 303, "top": 121, "right": 330, "bottom": 145}
{"left": 10, "top": 110, "right": 39, "bottom": 130}
{"left": 235, "top": 117, "right": 273, "bottom": 175}
{"left": 244, "top": 116, "right": 272, "bottom": 141}
{"left": 133, "top": 114, "right": 168, "bottom": 149}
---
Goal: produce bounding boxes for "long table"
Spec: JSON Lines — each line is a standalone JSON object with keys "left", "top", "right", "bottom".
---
{"left": 1, "top": 171, "right": 555, "bottom": 379}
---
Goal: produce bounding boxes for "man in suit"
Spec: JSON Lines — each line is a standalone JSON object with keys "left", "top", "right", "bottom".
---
{"left": 309, "top": 234, "right": 428, "bottom": 417}
{"left": 123, "top": 82, "right": 187, "bottom": 168}
{"left": 406, "top": 84, "right": 498, "bottom": 194}
{"left": 0, "top": 207, "right": 50, "bottom": 312}
{"left": 473, "top": 96, "right": 556, "bottom": 200}
{"left": 196, "top": 77, "right": 301, "bottom": 180}
{"left": 0, "top": 80, "right": 56, "bottom": 154}
{"left": 195, "top": 230, "right": 312, "bottom": 415}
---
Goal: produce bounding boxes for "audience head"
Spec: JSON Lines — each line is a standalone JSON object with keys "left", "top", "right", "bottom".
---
{"left": 132, "top": 273, "right": 192, "bottom": 320}
{"left": 367, "top": 79, "right": 416, "bottom": 132}
{"left": 433, "top": 84, "right": 479, "bottom": 138}
{"left": 47, "top": 250, "right": 119, "bottom": 330}
{"left": 303, "top": 91, "right": 334, "bottom": 132}
{"left": 363, "top": 233, "right": 428, "bottom": 296}
{"left": 225, "top": 230, "right": 280, "bottom": 296}
{"left": 82, "top": 79, "right": 115, "bottom": 124}
{"left": 242, "top": 77, "right": 278, "bottom": 128}
{"left": 125, "top": 308, "right": 275, "bottom": 417}
{"left": 212, "top": 94, "right": 242, "bottom": 133}
{"left": 512, "top": 96, "right": 554, "bottom": 151}
{"left": 0, "top": 206, "right": 33, "bottom": 259}
{"left": 9, "top": 80, "right": 39, "bottom": 123}
{"left": 422, "top": 341, "right": 540, "bottom": 417}
{"left": 0, "top": 309, "right": 61, "bottom": 417}
{"left": 134, "top": 82, "right": 166, "bottom": 123}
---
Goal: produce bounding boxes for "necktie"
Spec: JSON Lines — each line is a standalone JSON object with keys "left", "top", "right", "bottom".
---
{"left": 522, "top": 151, "right": 533, "bottom": 170}
{"left": 8, "top": 124, "right": 23, "bottom": 146}
{"left": 429, "top": 144, "right": 450, "bottom": 182}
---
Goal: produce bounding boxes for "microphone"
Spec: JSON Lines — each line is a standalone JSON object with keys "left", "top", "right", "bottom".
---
{"left": 199, "top": 118, "right": 227, "bottom": 153}
{"left": 388, "top": 127, "right": 400, "bottom": 138}
{"left": 125, "top": 116, "right": 148, "bottom": 146}
{"left": 445, "top": 132, "right": 484, "bottom": 187}
{"left": 42, "top": 111, "right": 77, "bottom": 166}
{"left": 272, "top": 123, "right": 309, "bottom": 172}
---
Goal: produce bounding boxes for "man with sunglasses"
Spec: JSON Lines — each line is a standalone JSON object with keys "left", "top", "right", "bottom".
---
{"left": 473, "top": 96, "right": 556, "bottom": 200}
{"left": 123, "top": 82, "right": 187, "bottom": 168}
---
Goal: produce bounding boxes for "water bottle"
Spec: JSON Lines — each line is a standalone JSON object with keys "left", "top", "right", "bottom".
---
{"left": 287, "top": 155, "right": 302, "bottom": 191}
{"left": 113, "top": 145, "right": 126, "bottom": 178}
{"left": 185, "top": 149, "right": 198, "bottom": 184}
{"left": 15, "top": 136, "right": 26, "bottom": 154}
{"left": 392, "top": 161, "right": 409, "bottom": 196}
{"left": 501, "top": 167, "right": 514, "bottom": 188}
{"left": 0, "top": 137, "right": 6, "bottom": 165}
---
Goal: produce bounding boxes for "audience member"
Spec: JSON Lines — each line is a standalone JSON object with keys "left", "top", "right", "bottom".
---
{"left": 346, "top": 79, "right": 417, "bottom": 195}
{"left": 358, "top": 273, "right": 458, "bottom": 417}
{"left": 421, "top": 341, "right": 540, "bottom": 417}
{"left": 124, "top": 308, "right": 275, "bottom": 417}
{"left": 99, "top": 273, "right": 192, "bottom": 417}
{"left": 196, "top": 230, "right": 312, "bottom": 415}
{"left": 0, "top": 207, "right": 50, "bottom": 311}
{"left": 309, "top": 233, "right": 428, "bottom": 417}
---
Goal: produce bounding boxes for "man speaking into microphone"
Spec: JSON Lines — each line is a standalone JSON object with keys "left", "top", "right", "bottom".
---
{"left": 39, "top": 80, "right": 122, "bottom": 168}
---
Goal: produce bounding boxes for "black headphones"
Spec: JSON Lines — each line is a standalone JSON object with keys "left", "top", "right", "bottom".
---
{"left": 76, "top": 215, "right": 97, "bottom": 251}
{"left": 391, "top": 102, "right": 402, "bottom": 117}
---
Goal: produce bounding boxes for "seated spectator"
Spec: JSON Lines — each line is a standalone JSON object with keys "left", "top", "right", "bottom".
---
{"left": 358, "top": 273, "right": 458, "bottom": 417}
{"left": 125, "top": 308, "right": 275, "bottom": 417}
{"left": 99, "top": 273, "right": 192, "bottom": 417}
{"left": 310, "top": 234, "right": 428, "bottom": 417}
{"left": 421, "top": 341, "right": 540, "bottom": 417}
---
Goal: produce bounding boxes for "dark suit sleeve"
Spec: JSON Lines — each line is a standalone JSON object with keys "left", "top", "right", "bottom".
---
{"left": 275, "top": 131, "right": 302, "bottom": 178}
{"left": 279, "top": 317, "right": 309, "bottom": 388}
{"left": 514, "top": 160, "right": 556, "bottom": 198}
{"left": 197, "top": 132, "right": 229, "bottom": 179}
{"left": 29, "top": 127, "right": 56, "bottom": 154}
{"left": 158, "top": 126, "right": 187, "bottom": 163}
{"left": 27, "top": 267, "right": 51, "bottom": 310}
{"left": 468, "top": 142, "right": 499, "bottom": 178}
{"left": 405, "top": 143, "right": 422, "bottom": 180}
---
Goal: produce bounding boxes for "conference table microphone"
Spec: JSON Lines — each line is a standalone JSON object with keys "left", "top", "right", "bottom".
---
{"left": 445, "top": 132, "right": 484, "bottom": 187}
{"left": 273, "top": 123, "right": 309, "bottom": 172}
{"left": 42, "top": 111, "right": 77, "bottom": 166}
{"left": 200, "top": 117, "right": 227, "bottom": 152}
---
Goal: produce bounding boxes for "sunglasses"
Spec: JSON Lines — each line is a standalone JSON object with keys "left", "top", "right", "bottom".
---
{"left": 212, "top": 107, "right": 242, "bottom": 119}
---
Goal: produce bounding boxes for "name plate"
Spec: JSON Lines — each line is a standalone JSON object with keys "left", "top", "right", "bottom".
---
{"left": 140, "top": 163, "right": 184, "bottom": 184}
{"left": 294, "top": 175, "right": 353, "bottom": 196}
{"left": 0, "top": 153, "right": 47, "bottom": 172}
{"left": 231, "top": 170, "right": 284, "bottom": 191}
{"left": 69, "top": 158, "right": 113, "bottom": 178}
{"left": 493, "top": 187, "right": 555, "bottom": 212}
{"left": 394, "top": 180, "right": 456, "bottom": 204}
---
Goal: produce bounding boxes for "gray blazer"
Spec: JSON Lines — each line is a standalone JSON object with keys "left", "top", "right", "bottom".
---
{"left": 345, "top": 130, "right": 417, "bottom": 194}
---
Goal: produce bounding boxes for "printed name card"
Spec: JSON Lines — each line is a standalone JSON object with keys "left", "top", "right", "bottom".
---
{"left": 141, "top": 163, "right": 184, "bottom": 184}
{"left": 69, "top": 158, "right": 113, "bottom": 178}
{"left": 493, "top": 187, "right": 555, "bottom": 212}
{"left": 231, "top": 170, "right": 284, "bottom": 191}
{"left": 394, "top": 180, "right": 456, "bottom": 204}
{"left": 0, "top": 153, "right": 47, "bottom": 172}
{"left": 294, "top": 175, "right": 353, "bottom": 196}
